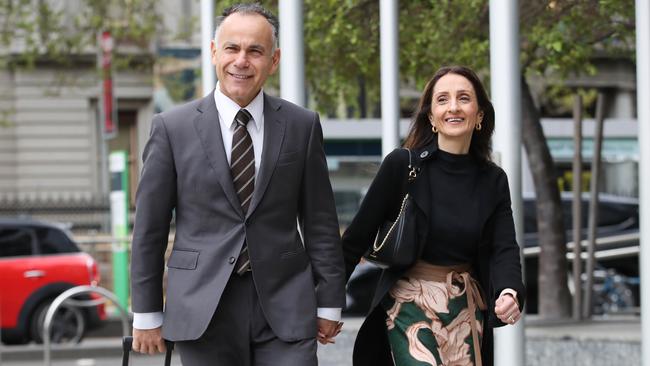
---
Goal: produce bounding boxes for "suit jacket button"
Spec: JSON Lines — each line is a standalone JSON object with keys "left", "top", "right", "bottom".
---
{"left": 228, "top": 257, "right": 236, "bottom": 264}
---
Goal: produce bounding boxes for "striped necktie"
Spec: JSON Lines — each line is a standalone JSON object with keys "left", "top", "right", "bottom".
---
{"left": 231, "top": 108, "right": 254, "bottom": 274}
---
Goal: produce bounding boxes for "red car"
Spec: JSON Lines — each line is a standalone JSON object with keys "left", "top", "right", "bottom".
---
{"left": 0, "top": 218, "right": 106, "bottom": 344}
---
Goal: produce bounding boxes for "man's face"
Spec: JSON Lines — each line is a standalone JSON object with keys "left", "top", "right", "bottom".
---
{"left": 211, "top": 13, "right": 280, "bottom": 107}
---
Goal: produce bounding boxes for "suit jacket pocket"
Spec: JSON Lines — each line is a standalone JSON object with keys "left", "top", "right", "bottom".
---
{"left": 167, "top": 249, "right": 199, "bottom": 270}
{"left": 277, "top": 150, "right": 300, "bottom": 166}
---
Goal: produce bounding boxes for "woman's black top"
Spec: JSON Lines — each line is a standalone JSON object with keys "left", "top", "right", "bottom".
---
{"left": 342, "top": 145, "right": 524, "bottom": 305}
{"left": 422, "top": 149, "right": 481, "bottom": 265}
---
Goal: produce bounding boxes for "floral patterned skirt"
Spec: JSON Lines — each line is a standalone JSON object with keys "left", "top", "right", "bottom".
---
{"left": 380, "top": 262, "right": 486, "bottom": 366}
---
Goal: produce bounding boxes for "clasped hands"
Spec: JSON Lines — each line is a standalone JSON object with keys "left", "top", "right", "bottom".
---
{"left": 317, "top": 317, "right": 343, "bottom": 345}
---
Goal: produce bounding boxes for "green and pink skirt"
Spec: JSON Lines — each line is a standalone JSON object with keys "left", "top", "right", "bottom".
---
{"left": 381, "top": 262, "right": 486, "bottom": 366}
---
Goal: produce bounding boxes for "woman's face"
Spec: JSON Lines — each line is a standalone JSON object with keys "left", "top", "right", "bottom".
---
{"left": 430, "top": 73, "right": 483, "bottom": 147}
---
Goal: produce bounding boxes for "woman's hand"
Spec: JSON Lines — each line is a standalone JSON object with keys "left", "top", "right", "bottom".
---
{"left": 494, "top": 291, "right": 521, "bottom": 325}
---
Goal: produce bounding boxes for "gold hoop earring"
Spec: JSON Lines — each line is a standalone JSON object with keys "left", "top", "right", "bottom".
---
{"left": 432, "top": 124, "right": 438, "bottom": 133}
{"left": 476, "top": 121, "right": 482, "bottom": 131}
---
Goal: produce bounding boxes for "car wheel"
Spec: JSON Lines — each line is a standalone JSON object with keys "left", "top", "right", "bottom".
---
{"left": 30, "top": 300, "right": 85, "bottom": 344}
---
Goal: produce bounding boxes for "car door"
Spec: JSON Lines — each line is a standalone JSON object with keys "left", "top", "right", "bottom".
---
{"left": 0, "top": 226, "right": 38, "bottom": 329}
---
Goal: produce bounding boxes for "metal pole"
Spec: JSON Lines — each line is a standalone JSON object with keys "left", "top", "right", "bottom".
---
{"left": 635, "top": 1, "right": 650, "bottom": 364}
{"left": 279, "top": 0, "right": 306, "bottom": 107}
{"left": 201, "top": 0, "right": 215, "bottom": 96}
{"left": 98, "top": 109, "right": 110, "bottom": 232}
{"left": 380, "top": 0, "right": 400, "bottom": 157}
{"left": 583, "top": 92, "right": 605, "bottom": 318}
{"left": 109, "top": 151, "right": 130, "bottom": 311}
{"left": 572, "top": 94, "right": 583, "bottom": 320}
{"left": 97, "top": 32, "right": 110, "bottom": 231}
{"left": 489, "top": 1, "right": 525, "bottom": 365}
{"left": 43, "top": 286, "right": 130, "bottom": 366}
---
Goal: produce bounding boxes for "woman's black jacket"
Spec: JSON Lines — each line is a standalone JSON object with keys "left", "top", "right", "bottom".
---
{"left": 341, "top": 141, "right": 526, "bottom": 366}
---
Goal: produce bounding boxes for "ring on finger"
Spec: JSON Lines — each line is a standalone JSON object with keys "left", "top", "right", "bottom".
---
{"left": 508, "top": 315, "right": 515, "bottom": 323}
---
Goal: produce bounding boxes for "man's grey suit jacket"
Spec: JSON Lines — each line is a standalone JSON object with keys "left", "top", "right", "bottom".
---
{"left": 130, "top": 92, "right": 346, "bottom": 342}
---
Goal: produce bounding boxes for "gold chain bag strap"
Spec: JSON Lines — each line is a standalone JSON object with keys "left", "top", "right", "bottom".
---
{"left": 364, "top": 149, "right": 420, "bottom": 269}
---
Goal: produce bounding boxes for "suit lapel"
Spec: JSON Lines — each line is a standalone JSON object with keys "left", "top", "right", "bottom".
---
{"left": 246, "top": 94, "right": 286, "bottom": 217}
{"left": 193, "top": 92, "right": 244, "bottom": 217}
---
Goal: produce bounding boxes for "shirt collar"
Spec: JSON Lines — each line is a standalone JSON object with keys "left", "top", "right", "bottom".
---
{"left": 214, "top": 82, "right": 264, "bottom": 131}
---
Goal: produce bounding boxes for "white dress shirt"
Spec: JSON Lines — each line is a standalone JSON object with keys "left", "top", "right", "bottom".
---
{"left": 214, "top": 83, "right": 264, "bottom": 176}
{"left": 133, "top": 84, "right": 340, "bottom": 330}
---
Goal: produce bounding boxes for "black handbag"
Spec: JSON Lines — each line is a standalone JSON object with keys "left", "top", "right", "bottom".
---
{"left": 363, "top": 149, "right": 420, "bottom": 269}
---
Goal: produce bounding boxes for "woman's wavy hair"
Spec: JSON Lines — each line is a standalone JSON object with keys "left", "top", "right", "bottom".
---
{"left": 403, "top": 65, "right": 495, "bottom": 164}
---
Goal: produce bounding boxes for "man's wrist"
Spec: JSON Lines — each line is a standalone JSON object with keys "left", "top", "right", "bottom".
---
{"left": 133, "top": 312, "right": 164, "bottom": 329}
{"left": 317, "top": 308, "right": 341, "bottom": 322}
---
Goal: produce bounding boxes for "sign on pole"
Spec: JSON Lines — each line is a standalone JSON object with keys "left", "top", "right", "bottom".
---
{"left": 101, "top": 31, "right": 117, "bottom": 139}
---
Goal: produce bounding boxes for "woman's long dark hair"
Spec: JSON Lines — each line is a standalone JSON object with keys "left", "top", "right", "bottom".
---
{"left": 403, "top": 66, "right": 495, "bottom": 163}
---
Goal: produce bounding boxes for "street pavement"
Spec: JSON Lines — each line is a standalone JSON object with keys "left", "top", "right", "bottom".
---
{"left": 0, "top": 337, "right": 354, "bottom": 366}
{"left": 0, "top": 319, "right": 363, "bottom": 366}
{"left": 0, "top": 315, "right": 640, "bottom": 366}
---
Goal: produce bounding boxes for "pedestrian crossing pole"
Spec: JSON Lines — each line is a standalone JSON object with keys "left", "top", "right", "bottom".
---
{"left": 109, "top": 151, "right": 130, "bottom": 311}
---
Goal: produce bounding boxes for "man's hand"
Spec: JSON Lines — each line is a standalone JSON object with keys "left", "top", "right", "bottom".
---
{"left": 494, "top": 293, "right": 521, "bottom": 325}
{"left": 132, "top": 327, "right": 166, "bottom": 355}
{"left": 317, "top": 318, "right": 343, "bottom": 345}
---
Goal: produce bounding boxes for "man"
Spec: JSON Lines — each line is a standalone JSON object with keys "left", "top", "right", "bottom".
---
{"left": 129, "top": 4, "right": 346, "bottom": 365}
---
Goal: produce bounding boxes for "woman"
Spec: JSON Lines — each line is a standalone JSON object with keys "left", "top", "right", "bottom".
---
{"left": 342, "top": 66, "right": 525, "bottom": 366}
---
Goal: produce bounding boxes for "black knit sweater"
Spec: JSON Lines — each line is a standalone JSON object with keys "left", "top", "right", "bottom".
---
{"left": 422, "top": 149, "right": 482, "bottom": 265}
{"left": 342, "top": 146, "right": 524, "bottom": 298}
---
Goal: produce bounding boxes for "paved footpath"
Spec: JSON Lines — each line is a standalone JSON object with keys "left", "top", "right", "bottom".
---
{"left": 0, "top": 315, "right": 640, "bottom": 366}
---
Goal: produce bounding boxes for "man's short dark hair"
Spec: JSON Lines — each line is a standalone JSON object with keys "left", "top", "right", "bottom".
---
{"left": 214, "top": 3, "right": 279, "bottom": 50}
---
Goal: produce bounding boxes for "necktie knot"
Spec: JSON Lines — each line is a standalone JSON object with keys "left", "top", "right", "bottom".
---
{"left": 235, "top": 109, "right": 253, "bottom": 127}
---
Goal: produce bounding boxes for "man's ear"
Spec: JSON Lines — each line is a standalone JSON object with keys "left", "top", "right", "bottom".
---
{"left": 270, "top": 48, "right": 281, "bottom": 74}
{"left": 210, "top": 40, "right": 218, "bottom": 65}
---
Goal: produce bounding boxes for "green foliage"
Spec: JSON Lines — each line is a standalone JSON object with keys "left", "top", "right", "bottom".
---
{"left": 303, "top": 0, "right": 379, "bottom": 115}
{"left": 539, "top": 85, "right": 599, "bottom": 118}
{"left": 0, "top": 0, "right": 161, "bottom": 69}
{"left": 0, "top": 0, "right": 162, "bottom": 124}
{"left": 297, "top": 0, "right": 491, "bottom": 114}
{"left": 301, "top": 0, "right": 634, "bottom": 114}
{"left": 3, "top": 0, "right": 632, "bottom": 116}
{"left": 520, "top": 0, "right": 634, "bottom": 77}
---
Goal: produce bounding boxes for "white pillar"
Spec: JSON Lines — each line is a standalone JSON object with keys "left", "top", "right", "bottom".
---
{"left": 635, "top": 1, "right": 650, "bottom": 365}
{"left": 380, "top": 0, "right": 400, "bottom": 157}
{"left": 279, "top": 0, "right": 306, "bottom": 107}
{"left": 201, "top": 0, "right": 215, "bottom": 96}
{"left": 489, "top": 1, "right": 525, "bottom": 365}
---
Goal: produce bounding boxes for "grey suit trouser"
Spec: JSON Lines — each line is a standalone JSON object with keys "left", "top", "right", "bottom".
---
{"left": 175, "top": 272, "right": 317, "bottom": 366}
